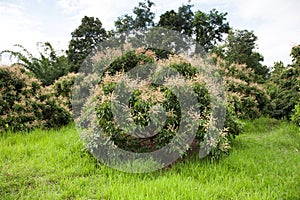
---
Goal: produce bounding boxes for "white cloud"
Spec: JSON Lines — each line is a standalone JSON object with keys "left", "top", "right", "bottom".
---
{"left": 227, "top": 0, "right": 300, "bottom": 66}
{"left": 0, "top": 2, "right": 43, "bottom": 64}
{"left": 0, "top": 1, "right": 71, "bottom": 65}
{"left": 56, "top": 0, "right": 142, "bottom": 30}
{"left": 0, "top": 3, "right": 43, "bottom": 43}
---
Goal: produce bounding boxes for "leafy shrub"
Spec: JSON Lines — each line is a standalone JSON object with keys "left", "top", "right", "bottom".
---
{"left": 264, "top": 46, "right": 300, "bottom": 120}
{"left": 50, "top": 72, "right": 78, "bottom": 110}
{"left": 0, "top": 65, "right": 72, "bottom": 132}
{"left": 79, "top": 50, "right": 242, "bottom": 161}
{"left": 104, "top": 49, "right": 156, "bottom": 75}
{"left": 214, "top": 56, "right": 271, "bottom": 119}
{"left": 291, "top": 102, "right": 300, "bottom": 126}
{"left": 266, "top": 63, "right": 299, "bottom": 120}
{"left": 0, "top": 66, "right": 42, "bottom": 131}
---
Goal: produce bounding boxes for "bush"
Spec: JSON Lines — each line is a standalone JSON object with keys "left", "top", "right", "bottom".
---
{"left": 79, "top": 50, "right": 242, "bottom": 161}
{"left": 0, "top": 66, "right": 42, "bottom": 131}
{"left": 266, "top": 64, "right": 299, "bottom": 120}
{"left": 214, "top": 56, "right": 271, "bottom": 119}
{"left": 0, "top": 65, "right": 72, "bottom": 132}
{"left": 49, "top": 72, "right": 78, "bottom": 110}
{"left": 291, "top": 102, "right": 300, "bottom": 126}
{"left": 265, "top": 46, "right": 300, "bottom": 120}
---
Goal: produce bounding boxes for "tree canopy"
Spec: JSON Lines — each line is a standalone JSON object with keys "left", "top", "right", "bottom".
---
{"left": 67, "top": 16, "right": 107, "bottom": 73}
{"left": 157, "top": 5, "right": 194, "bottom": 37}
{"left": 213, "top": 29, "right": 269, "bottom": 81}
{"left": 266, "top": 45, "right": 300, "bottom": 119}
{"left": 115, "top": 0, "right": 155, "bottom": 32}
{"left": 158, "top": 5, "right": 230, "bottom": 52}
{"left": 193, "top": 9, "right": 230, "bottom": 51}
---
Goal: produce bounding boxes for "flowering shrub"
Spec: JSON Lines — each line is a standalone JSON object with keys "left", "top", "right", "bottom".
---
{"left": 0, "top": 66, "right": 42, "bottom": 131}
{"left": 0, "top": 65, "right": 72, "bottom": 132}
{"left": 49, "top": 72, "right": 78, "bottom": 110}
{"left": 214, "top": 56, "right": 271, "bottom": 119}
{"left": 79, "top": 50, "right": 242, "bottom": 160}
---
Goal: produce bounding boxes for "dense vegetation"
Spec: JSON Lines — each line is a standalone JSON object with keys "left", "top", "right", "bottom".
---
{"left": 78, "top": 50, "right": 242, "bottom": 162}
{"left": 0, "top": 0, "right": 299, "bottom": 162}
{"left": 0, "top": 66, "right": 72, "bottom": 132}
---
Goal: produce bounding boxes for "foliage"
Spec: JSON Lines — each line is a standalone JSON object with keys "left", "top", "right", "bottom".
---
{"left": 106, "top": 48, "right": 155, "bottom": 74}
{"left": 291, "top": 44, "right": 300, "bottom": 65}
{"left": 38, "top": 87, "right": 72, "bottom": 129}
{"left": 49, "top": 72, "right": 78, "bottom": 111}
{"left": 214, "top": 56, "right": 271, "bottom": 119}
{"left": 115, "top": 2, "right": 229, "bottom": 53}
{"left": 0, "top": 43, "right": 69, "bottom": 86}
{"left": 291, "top": 102, "right": 300, "bottom": 126}
{"left": 0, "top": 65, "right": 42, "bottom": 131}
{"left": 157, "top": 5, "right": 194, "bottom": 36}
{"left": 193, "top": 9, "right": 230, "bottom": 52}
{"left": 266, "top": 45, "right": 300, "bottom": 120}
{"left": 79, "top": 49, "right": 242, "bottom": 161}
{"left": 0, "top": 65, "right": 72, "bottom": 132}
{"left": 115, "top": 0, "right": 155, "bottom": 32}
{"left": 157, "top": 5, "right": 230, "bottom": 52}
{"left": 213, "top": 29, "right": 269, "bottom": 81}
{"left": 67, "top": 16, "right": 108, "bottom": 73}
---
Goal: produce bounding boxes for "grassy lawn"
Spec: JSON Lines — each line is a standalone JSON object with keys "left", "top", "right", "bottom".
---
{"left": 0, "top": 118, "right": 299, "bottom": 200}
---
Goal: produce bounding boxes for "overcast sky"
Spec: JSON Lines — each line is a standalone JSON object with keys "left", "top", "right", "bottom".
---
{"left": 0, "top": 0, "right": 299, "bottom": 67}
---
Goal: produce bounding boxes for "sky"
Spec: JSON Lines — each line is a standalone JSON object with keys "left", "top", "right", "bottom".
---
{"left": 0, "top": 0, "right": 299, "bottom": 67}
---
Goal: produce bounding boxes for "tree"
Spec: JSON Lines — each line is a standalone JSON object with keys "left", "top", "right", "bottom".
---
{"left": 0, "top": 42, "right": 69, "bottom": 86}
{"left": 158, "top": 6, "right": 230, "bottom": 52}
{"left": 271, "top": 61, "right": 285, "bottom": 77}
{"left": 115, "top": 2, "right": 229, "bottom": 53}
{"left": 266, "top": 45, "right": 300, "bottom": 119}
{"left": 193, "top": 9, "right": 230, "bottom": 52}
{"left": 115, "top": 0, "right": 155, "bottom": 32}
{"left": 291, "top": 44, "right": 300, "bottom": 65}
{"left": 115, "top": 14, "right": 135, "bottom": 33}
{"left": 67, "top": 16, "right": 107, "bottom": 73}
{"left": 217, "top": 29, "right": 269, "bottom": 80}
{"left": 157, "top": 5, "right": 194, "bottom": 36}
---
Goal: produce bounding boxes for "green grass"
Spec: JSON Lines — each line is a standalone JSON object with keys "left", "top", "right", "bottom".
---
{"left": 0, "top": 118, "right": 299, "bottom": 199}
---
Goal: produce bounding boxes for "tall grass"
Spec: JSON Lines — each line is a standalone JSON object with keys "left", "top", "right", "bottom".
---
{"left": 0, "top": 118, "right": 299, "bottom": 199}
